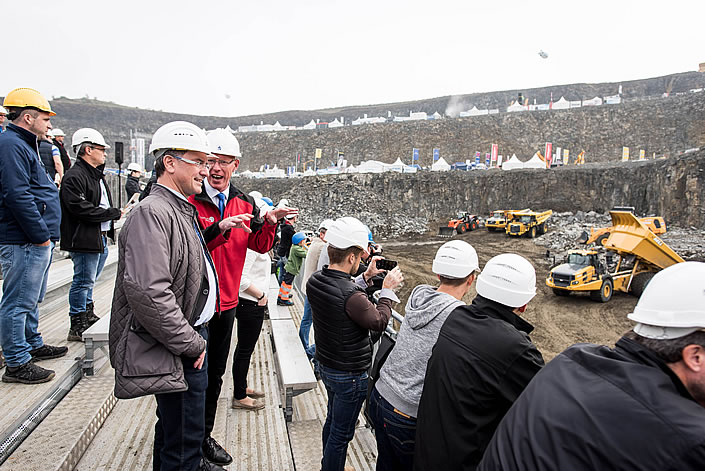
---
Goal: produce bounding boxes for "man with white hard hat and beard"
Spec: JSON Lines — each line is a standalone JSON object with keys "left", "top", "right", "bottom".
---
{"left": 307, "top": 216, "right": 403, "bottom": 471}
{"left": 414, "top": 253, "right": 545, "bottom": 471}
{"left": 479, "top": 261, "right": 705, "bottom": 471}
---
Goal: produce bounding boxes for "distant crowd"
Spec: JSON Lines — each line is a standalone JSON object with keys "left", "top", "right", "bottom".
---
{"left": 1, "top": 88, "right": 704, "bottom": 471}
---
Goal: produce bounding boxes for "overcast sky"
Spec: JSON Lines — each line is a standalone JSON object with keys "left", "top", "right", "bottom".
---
{"left": 3, "top": 0, "right": 703, "bottom": 118}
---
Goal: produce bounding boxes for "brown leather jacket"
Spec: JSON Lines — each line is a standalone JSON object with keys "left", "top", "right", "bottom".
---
{"left": 109, "top": 184, "right": 217, "bottom": 399}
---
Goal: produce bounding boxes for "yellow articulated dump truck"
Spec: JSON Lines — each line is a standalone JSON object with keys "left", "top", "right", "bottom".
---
{"left": 506, "top": 210, "right": 553, "bottom": 238}
{"left": 547, "top": 210, "right": 684, "bottom": 302}
{"left": 485, "top": 209, "right": 529, "bottom": 232}
{"left": 578, "top": 207, "right": 667, "bottom": 246}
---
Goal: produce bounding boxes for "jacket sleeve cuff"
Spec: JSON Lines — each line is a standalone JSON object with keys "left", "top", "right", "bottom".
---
{"left": 378, "top": 288, "right": 400, "bottom": 303}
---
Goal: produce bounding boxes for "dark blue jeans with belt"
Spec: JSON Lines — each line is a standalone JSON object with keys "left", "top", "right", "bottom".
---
{"left": 153, "top": 324, "right": 209, "bottom": 471}
{"left": 319, "top": 364, "right": 368, "bottom": 471}
{"left": 369, "top": 385, "right": 417, "bottom": 471}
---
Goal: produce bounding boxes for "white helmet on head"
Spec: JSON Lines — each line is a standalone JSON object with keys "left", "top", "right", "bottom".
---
{"left": 319, "top": 219, "right": 335, "bottom": 232}
{"left": 127, "top": 162, "right": 142, "bottom": 172}
{"left": 254, "top": 197, "right": 272, "bottom": 212}
{"left": 476, "top": 253, "right": 537, "bottom": 308}
{"left": 628, "top": 262, "right": 705, "bottom": 339}
{"left": 207, "top": 128, "right": 241, "bottom": 158}
{"left": 149, "top": 121, "right": 210, "bottom": 156}
{"left": 72, "top": 128, "right": 110, "bottom": 152}
{"left": 433, "top": 240, "right": 479, "bottom": 279}
{"left": 249, "top": 190, "right": 263, "bottom": 200}
{"left": 51, "top": 128, "right": 65, "bottom": 137}
{"left": 0, "top": 105, "right": 7, "bottom": 115}
{"left": 326, "top": 217, "right": 369, "bottom": 251}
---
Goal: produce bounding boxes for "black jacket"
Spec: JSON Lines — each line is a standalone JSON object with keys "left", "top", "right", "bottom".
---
{"left": 277, "top": 220, "right": 295, "bottom": 257}
{"left": 38, "top": 139, "right": 57, "bottom": 180}
{"left": 125, "top": 175, "right": 141, "bottom": 200}
{"left": 414, "top": 295, "right": 544, "bottom": 471}
{"left": 52, "top": 138, "right": 71, "bottom": 171}
{"left": 59, "top": 158, "right": 121, "bottom": 252}
{"left": 308, "top": 267, "right": 373, "bottom": 372}
{"left": 479, "top": 336, "right": 705, "bottom": 471}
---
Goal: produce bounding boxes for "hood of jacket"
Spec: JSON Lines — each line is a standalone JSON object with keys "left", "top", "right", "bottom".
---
{"left": 405, "top": 284, "right": 464, "bottom": 330}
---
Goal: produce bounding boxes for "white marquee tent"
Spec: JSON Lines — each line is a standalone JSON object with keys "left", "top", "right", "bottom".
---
{"left": 502, "top": 154, "right": 524, "bottom": 170}
{"left": 431, "top": 157, "right": 451, "bottom": 172}
{"left": 524, "top": 153, "right": 547, "bottom": 169}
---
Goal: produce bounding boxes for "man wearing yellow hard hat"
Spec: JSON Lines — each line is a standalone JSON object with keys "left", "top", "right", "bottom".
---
{"left": 0, "top": 88, "right": 67, "bottom": 385}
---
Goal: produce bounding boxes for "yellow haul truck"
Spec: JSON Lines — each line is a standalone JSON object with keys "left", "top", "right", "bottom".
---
{"left": 578, "top": 206, "right": 667, "bottom": 246}
{"left": 506, "top": 210, "right": 553, "bottom": 238}
{"left": 547, "top": 210, "right": 684, "bottom": 302}
{"left": 485, "top": 209, "right": 529, "bottom": 232}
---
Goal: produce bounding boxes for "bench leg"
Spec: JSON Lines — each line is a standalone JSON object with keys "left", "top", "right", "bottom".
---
{"left": 83, "top": 338, "right": 95, "bottom": 376}
{"left": 285, "top": 387, "right": 294, "bottom": 423}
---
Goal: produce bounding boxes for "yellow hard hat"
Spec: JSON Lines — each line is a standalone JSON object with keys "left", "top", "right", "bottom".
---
{"left": 3, "top": 88, "right": 55, "bottom": 116}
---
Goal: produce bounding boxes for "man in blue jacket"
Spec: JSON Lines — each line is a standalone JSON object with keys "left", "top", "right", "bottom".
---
{"left": 0, "top": 88, "right": 67, "bottom": 385}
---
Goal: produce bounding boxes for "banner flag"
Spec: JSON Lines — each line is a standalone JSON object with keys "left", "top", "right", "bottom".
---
{"left": 622, "top": 147, "right": 629, "bottom": 161}
{"left": 432, "top": 148, "right": 439, "bottom": 161}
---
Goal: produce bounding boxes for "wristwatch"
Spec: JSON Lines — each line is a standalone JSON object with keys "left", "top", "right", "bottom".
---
{"left": 257, "top": 292, "right": 266, "bottom": 301}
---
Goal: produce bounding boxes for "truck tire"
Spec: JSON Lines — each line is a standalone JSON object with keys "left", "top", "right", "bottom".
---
{"left": 552, "top": 288, "right": 571, "bottom": 297}
{"left": 540, "top": 222, "right": 547, "bottom": 234}
{"left": 456, "top": 224, "right": 466, "bottom": 234}
{"left": 595, "top": 233, "right": 609, "bottom": 246}
{"left": 590, "top": 278, "right": 613, "bottom": 303}
{"left": 630, "top": 272, "right": 655, "bottom": 298}
{"left": 471, "top": 220, "right": 478, "bottom": 231}
{"left": 529, "top": 226, "right": 537, "bottom": 238}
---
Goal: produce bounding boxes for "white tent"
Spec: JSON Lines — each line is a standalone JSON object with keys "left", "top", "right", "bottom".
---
{"left": 431, "top": 157, "right": 451, "bottom": 172}
{"left": 388, "top": 158, "right": 405, "bottom": 173}
{"left": 303, "top": 119, "right": 316, "bottom": 130}
{"left": 524, "top": 153, "right": 547, "bottom": 169}
{"left": 328, "top": 118, "right": 344, "bottom": 128}
{"left": 402, "top": 164, "right": 418, "bottom": 173}
{"left": 507, "top": 102, "right": 527, "bottom": 113}
{"left": 431, "top": 112, "right": 442, "bottom": 120}
{"left": 224, "top": 125, "right": 235, "bottom": 133}
{"left": 357, "top": 160, "right": 387, "bottom": 173}
{"left": 552, "top": 97, "right": 570, "bottom": 110}
{"left": 583, "top": 96, "right": 603, "bottom": 106}
{"left": 345, "top": 165, "right": 358, "bottom": 174}
{"left": 303, "top": 169, "right": 316, "bottom": 177}
{"left": 460, "top": 106, "right": 489, "bottom": 117}
{"left": 272, "top": 121, "right": 285, "bottom": 131}
{"left": 502, "top": 154, "right": 524, "bottom": 170}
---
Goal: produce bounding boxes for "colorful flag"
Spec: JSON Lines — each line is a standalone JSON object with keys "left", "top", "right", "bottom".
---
{"left": 545, "top": 142, "right": 553, "bottom": 168}
{"left": 432, "top": 148, "right": 439, "bottom": 161}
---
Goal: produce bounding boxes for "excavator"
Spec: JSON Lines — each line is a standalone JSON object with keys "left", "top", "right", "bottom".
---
{"left": 547, "top": 210, "right": 683, "bottom": 302}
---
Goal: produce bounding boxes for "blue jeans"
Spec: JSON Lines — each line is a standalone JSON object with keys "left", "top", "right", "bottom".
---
{"left": 0, "top": 242, "right": 54, "bottom": 367}
{"left": 319, "top": 364, "right": 368, "bottom": 471}
{"left": 299, "top": 297, "right": 316, "bottom": 360}
{"left": 369, "top": 386, "right": 417, "bottom": 471}
{"left": 153, "top": 324, "right": 209, "bottom": 471}
{"left": 276, "top": 255, "right": 287, "bottom": 285}
{"left": 68, "top": 235, "right": 109, "bottom": 316}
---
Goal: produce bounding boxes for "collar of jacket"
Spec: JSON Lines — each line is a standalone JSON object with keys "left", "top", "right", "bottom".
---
{"left": 75, "top": 157, "right": 107, "bottom": 179}
{"left": 321, "top": 266, "right": 354, "bottom": 281}
{"left": 469, "top": 295, "right": 535, "bottom": 334}
{"left": 192, "top": 180, "right": 242, "bottom": 207}
{"left": 7, "top": 122, "right": 39, "bottom": 148}
{"left": 615, "top": 336, "right": 695, "bottom": 401}
{"left": 150, "top": 184, "right": 198, "bottom": 219}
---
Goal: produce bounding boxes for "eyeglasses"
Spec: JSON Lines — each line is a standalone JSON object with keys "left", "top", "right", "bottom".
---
{"left": 170, "top": 154, "right": 212, "bottom": 169}
{"left": 90, "top": 146, "right": 107, "bottom": 154}
{"left": 207, "top": 158, "right": 237, "bottom": 167}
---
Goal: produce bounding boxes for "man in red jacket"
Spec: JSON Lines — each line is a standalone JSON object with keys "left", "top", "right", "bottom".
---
{"left": 188, "top": 128, "right": 296, "bottom": 466}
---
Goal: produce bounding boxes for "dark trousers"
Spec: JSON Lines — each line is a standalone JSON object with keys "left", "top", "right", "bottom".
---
{"left": 204, "top": 307, "right": 236, "bottom": 438}
{"left": 153, "top": 324, "right": 209, "bottom": 471}
{"left": 232, "top": 299, "right": 265, "bottom": 400}
{"left": 369, "top": 386, "right": 417, "bottom": 471}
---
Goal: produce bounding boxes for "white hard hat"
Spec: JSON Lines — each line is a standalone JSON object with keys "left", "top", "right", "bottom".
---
{"left": 51, "top": 128, "right": 65, "bottom": 137}
{"left": 0, "top": 105, "right": 7, "bottom": 114}
{"left": 46, "top": 129, "right": 54, "bottom": 138}
{"left": 254, "top": 197, "right": 271, "bottom": 211}
{"left": 149, "top": 121, "right": 210, "bottom": 156}
{"left": 72, "top": 128, "right": 110, "bottom": 151}
{"left": 277, "top": 199, "right": 289, "bottom": 209}
{"left": 249, "top": 191, "right": 263, "bottom": 200}
{"left": 207, "top": 128, "right": 241, "bottom": 158}
{"left": 127, "top": 162, "right": 142, "bottom": 172}
{"left": 433, "top": 240, "right": 479, "bottom": 279}
{"left": 628, "top": 262, "right": 705, "bottom": 339}
{"left": 326, "top": 217, "right": 369, "bottom": 251}
{"left": 319, "top": 219, "right": 335, "bottom": 231}
{"left": 476, "top": 253, "right": 537, "bottom": 308}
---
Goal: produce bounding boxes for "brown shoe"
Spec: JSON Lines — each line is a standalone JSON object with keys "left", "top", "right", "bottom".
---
{"left": 246, "top": 389, "right": 265, "bottom": 398}
{"left": 231, "top": 397, "right": 265, "bottom": 411}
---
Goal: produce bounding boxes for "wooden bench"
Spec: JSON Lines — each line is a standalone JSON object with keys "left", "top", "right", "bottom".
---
{"left": 270, "top": 318, "right": 318, "bottom": 422}
{"left": 82, "top": 312, "right": 111, "bottom": 376}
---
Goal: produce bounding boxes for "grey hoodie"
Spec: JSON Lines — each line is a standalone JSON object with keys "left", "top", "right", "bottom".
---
{"left": 375, "top": 284, "right": 464, "bottom": 417}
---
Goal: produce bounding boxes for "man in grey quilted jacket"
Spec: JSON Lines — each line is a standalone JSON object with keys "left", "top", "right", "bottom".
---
{"left": 109, "top": 121, "right": 252, "bottom": 471}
